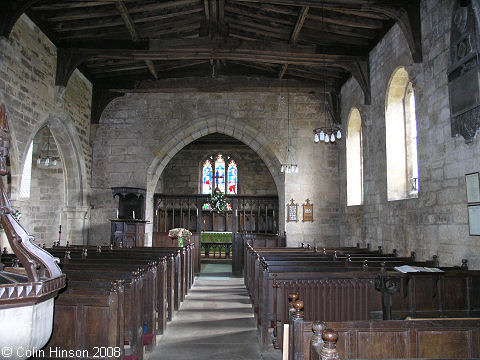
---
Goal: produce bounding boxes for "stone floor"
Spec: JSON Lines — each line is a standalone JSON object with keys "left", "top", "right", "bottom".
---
{"left": 148, "top": 263, "right": 282, "bottom": 360}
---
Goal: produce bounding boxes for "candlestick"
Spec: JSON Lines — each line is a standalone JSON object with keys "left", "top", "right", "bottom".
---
{"left": 133, "top": 210, "right": 135, "bottom": 219}
{"left": 116, "top": 208, "right": 119, "bottom": 219}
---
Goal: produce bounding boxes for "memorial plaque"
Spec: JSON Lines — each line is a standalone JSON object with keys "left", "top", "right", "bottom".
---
{"left": 287, "top": 199, "right": 298, "bottom": 222}
{"left": 465, "top": 172, "right": 480, "bottom": 203}
{"left": 302, "top": 199, "right": 314, "bottom": 222}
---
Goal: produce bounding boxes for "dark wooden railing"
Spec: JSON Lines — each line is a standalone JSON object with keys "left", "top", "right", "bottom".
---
{"left": 153, "top": 194, "right": 279, "bottom": 234}
{"left": 201, "top": 242, "right": 232, "bottom": 259}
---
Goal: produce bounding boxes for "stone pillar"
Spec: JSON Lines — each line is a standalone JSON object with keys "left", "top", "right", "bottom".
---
{"left": 62, "top": 206, "right": 89, "bottom": 245}
{"left": 144, "top": 190, "right": 154, "bottom": 246}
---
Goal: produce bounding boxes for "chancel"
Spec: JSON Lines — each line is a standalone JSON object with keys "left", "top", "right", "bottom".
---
{"left": 1, "top": 1, "right": 480, "bottom": 360}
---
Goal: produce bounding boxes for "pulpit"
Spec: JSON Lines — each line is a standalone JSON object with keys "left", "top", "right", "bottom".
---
{"left": 110, "top": 187, "right": 147, "bottom": 247}
{"left": 110, "top": 219, "right": 147, "bottom": 247}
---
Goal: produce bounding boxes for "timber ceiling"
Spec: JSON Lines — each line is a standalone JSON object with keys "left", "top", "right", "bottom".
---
{"left": 1, "top": 1, "right": 422, "bottom": 123}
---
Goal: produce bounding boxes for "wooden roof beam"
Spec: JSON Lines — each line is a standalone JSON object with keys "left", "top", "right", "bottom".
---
{"left": 279, "top": 6, "right": 309, "bottom": 79}
{"left": 91, "top": 87, "right": 125, "bottom": 124}
{"left": 115, "top": 0, "right": 158, "bottom": 79}
{"left": 308, "top": 9, "right": 384, "bottom": 29}
{"left": 67, "top": 38, "right": 368, "bottom": 61}
{"left": 96, "top": 75, "right": 334, "bottom": 93}
{"left": 57, "top": 38, "right": 368, "bottom": 86}
{"left": 45, "top": 0, "right": 199, "bottom": 22}
{"left": 368, "top": 1, "right": 422, "bottom": 62}
{"left": 115, "top": 0, "right": 138, "bottom": 40}
{"left": 231, "top": 0, "right": 408, "bottom": 9}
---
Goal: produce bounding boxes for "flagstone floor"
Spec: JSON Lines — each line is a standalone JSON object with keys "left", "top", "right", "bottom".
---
{"left": 148, "top": 263, "right": 282, "bottom": 360}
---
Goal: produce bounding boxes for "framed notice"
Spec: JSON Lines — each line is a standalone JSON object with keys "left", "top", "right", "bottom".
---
{"left": 465, "top": 172, "right": 480, "bottom": 203}
{"left": 468, "top": 205, "right": 480, "bottom": 235}
{"left": 302, "top": 199, "right": 314, "bottom": 222}
{"left": 287, "top": 199, "right": 298, "bottom": 222}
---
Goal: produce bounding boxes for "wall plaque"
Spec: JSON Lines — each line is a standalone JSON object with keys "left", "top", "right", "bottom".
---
{"left": 302, "top": 199, "right": 314, "bottom": 222}
{"left": 468, "top": 204, "right": 480, "bottom": 235}
{"left": 465, "top": 172, "right": 480, "bottom": 203}
{"left": 286, "top": 199, "right": 298, "bottom": 222}
{"left": 448, "top": 1, "right": 480, "bottom": 142}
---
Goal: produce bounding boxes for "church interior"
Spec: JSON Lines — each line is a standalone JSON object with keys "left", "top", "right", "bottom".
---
{"left": 1, "top": 1, "right": 480, "bottom": 359}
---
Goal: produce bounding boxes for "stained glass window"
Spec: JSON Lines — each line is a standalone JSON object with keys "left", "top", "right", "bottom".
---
{"left": 202, "top": 160, "right": 213, "bottom": 194}
{"left": 202, "top": 154, "right": 238, "bottom": 195}
{"left": 227, "top": 160, "right": 238, "bottom": 194}
{"left": 214, "top": 154, "right": 226, "bottom": 193}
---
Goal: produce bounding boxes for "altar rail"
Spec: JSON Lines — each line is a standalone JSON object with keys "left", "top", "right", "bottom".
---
{"left": 201, "top": 242, "right": 232, "bottom": 259}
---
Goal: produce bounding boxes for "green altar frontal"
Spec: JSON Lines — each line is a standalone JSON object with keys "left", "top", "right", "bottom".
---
{"left": 201, "top": 231, "right": 232, "bottom": 243}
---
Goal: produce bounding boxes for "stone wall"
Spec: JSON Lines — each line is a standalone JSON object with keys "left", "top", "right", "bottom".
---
{"left": 0, "top": 15, "right": 92, "bottom": 250}
{"left": 339, "top": 0, "right": 480, "bottom": 269}
{"left": 90, "top": 92, "right": 340, "bottom": 246}
{"left": 157, "top": 144, "right": 277, "bottom": 195}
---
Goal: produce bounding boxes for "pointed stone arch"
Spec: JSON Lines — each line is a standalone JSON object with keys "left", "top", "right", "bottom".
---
{"left": 145, "top": 114, "right": 285, "bottom": 245}
{"left": 12, "top": 108, "right": 89, "bottom": 245}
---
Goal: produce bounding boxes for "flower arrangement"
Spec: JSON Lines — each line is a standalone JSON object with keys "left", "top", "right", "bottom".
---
{"left": 209, "top": 188, "right": 228, "bottom": 214}
{"left": 168, "top": 228, "right": 192, "bottom": 241}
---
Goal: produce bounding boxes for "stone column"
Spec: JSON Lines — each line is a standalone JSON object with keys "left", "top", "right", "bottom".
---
{"left": 62, "top": 205, "right": 89, "bottom": 245}
{"left": 144, "top": 190, "right": 154, "bottom": 247}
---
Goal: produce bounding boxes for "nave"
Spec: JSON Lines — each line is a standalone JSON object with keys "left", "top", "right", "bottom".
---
{"left": 149, "top": 263, "right": 280, "bottom": 360}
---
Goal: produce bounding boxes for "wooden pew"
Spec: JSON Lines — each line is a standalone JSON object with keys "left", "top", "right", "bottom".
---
{"left": 245, "top": 245, "right": 450, "bottom": 350}
{"left": 58, "top": 267, "right": 146, "bottom": 360}
{"left": 60, "top": 262, "right": 158, "bottom": 341}
{"left": 51, "top": 245, "right": 189, "bottom": 314}
{"left": 7, "top": 243, "right": 196, "bottom": 360}
{"left": 48, "top": 283, "right": 125, "bottom": 360}
{"left": 49, "top": 247, "right": 175, "bottom": 324}
{"left": 292, "top": 312, "right": 480, "bottom": 359}
{"left": 20, "top": 244, "right": 193, "bottom": 360}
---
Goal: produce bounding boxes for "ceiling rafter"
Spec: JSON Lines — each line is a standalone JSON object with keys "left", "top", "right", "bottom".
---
{"left": 18, "top": 0, "right": 418, "bottom": 115}
{"left": 278, "top": 6, "right": 309, "bottom": 79}
{"left": 42, "top": 0, "right": 199, "bottom": 22}
{"left": 96, "top": 75, "right": 334, "bottom": 94}
{"left": 114, "top": 0, "right": 158, "bottom": 79}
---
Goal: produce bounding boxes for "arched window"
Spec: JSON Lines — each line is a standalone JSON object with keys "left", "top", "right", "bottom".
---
{"left": 214, "top": 154, "right": 226, "bottom": 193}
{"left": 386, "top": 67, "right": 419, "bottom": 200}
{"left": 19, "top": 141, "right": 33, "bottom": 198}
{"left": 227, "top": 160, "right": 238, "bottom": 194}
{"left": 202, "top": 160, "right": 213, "bottom": 194}
{"left": 346, "top": 108, "right": 363, "bottom": 206}
{"left": 201, "top": 154, "right": 238, "bottom": 194}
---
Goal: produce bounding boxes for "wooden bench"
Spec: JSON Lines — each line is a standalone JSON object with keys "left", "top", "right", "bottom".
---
{"left": 9, "top": 244, "right": 194, "bottom": 360}
{"left": 290, "top": 308, "right": 480, "bottom": 359}
{"left": 49, "top": 247, "right": 175, "bottom": 322}
{"left": 57, "top": 267, "right": 146, "bottom": 359}
{"left": 244, "top": 244, "right": 467, "bottom": 350}
{"left": 48, "top": 283, "right": 125, "bottom": 360}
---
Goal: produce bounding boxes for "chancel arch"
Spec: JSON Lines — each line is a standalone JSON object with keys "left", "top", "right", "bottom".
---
{"left": 153, "top": 132, "right": 278, "bottom": 233}
{"left": 145, "top": 115, "right": 285, "bottom": 245}
{"left": 346, "top": 108, "right": 363, "bottom": 206}
{"left": 385, "top": 67, "right": 419, "bottom": 201}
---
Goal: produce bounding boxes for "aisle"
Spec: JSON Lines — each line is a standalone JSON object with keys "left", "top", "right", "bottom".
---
{"left": 149, "top": 263, "right": 281, "bottom": 360}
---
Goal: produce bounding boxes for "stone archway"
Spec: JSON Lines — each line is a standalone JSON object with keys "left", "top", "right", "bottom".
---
{"left": 145, "top": 114, "right": 285, "bottom": 245}
{"left": 13, "top": 109, "right": 89, "bottom": 245}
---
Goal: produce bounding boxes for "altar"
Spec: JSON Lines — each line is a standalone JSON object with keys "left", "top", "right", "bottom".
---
{"left": 201, "top": 231, "right": 232, "bottom": 259}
